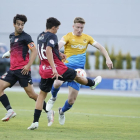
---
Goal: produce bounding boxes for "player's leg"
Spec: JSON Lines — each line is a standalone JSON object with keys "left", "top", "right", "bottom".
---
{"left": 46, "top": 80, "right": 64, "bottom": 111}
{"left": 28, "top": 78, "right": 54, "bottom": 130}
{"left": 59, "top": 81, "right": 80, "bottom": 125}
{"left": 28, "top": 89, "right": 48, "bottom": 130}
{"left": 74, "top": 72, "right": 102, "bottom": 89}
{"left": 0, "top": 71, "right": 17, "bottom": 121}
{"left": 18, "top": 70, "right": 48, "bottom": 113}
{"left": 61, "top": 67, "right": 102, "bottom": 90}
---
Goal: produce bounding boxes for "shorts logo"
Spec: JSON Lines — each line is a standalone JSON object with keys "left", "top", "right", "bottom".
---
{"left": 28, "top": 80, "right": 32, "bottom": 84}
{"left": 50, "top": 40, "right": 54, "bottom": 44}
{"left": 1, "top": 72, "right": 7, "bottom": 79}
{"left": 15, "top": 38, "right": 18, "bottom": 42}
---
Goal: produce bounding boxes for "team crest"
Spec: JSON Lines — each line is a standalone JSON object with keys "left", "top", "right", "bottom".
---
{"left": 15, "top": 38, "right": 18, "bottom": 42}
{"left": 83, "top": 39, "right": 87, "bottom": 43}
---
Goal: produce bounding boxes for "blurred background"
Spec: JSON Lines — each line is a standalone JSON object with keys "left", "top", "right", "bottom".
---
{"left": 0, "top": 0, "right": 140, "bottom": 92}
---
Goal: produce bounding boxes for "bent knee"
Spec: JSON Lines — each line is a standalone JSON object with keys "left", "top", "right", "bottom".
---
{"left": 68, "top": 98, "right": 76, "bottom": 105}
{"left": 53, "top": 80, "right": 63, "bottom": 88}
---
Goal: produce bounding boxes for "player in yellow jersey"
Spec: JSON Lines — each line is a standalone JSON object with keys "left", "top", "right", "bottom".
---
{"left": 46, "top": 17, "right": 113, "bottom": 125}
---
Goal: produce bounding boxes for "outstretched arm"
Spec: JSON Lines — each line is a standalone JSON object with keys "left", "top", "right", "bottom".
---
{"left": 93, "top": 42, "right": 113, "bottom": 69}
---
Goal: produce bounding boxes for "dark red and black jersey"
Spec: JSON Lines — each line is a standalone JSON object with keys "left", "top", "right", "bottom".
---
{"left": 37, "top": 31, "right": 68, "bottom": 79}
{"left": 9, "top": 31, "right": 35, "bottom": 70}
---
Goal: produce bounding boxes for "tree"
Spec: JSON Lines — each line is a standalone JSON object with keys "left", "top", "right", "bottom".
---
{"left": 110, "top": 47, "right": 116, "bottom": 67}
{"left": 85, "top": 51, "right": 90, "bottom": 69}
{"left": 95, "top": 50, "right": 100, "bottom": 69}
{"left": 115, "top": 50, "right": 123, "bottom": 69}
{"left": 136, "top": 56, "right": 140, "bottom": 70}
{"left": 126, "top": 52, "right": 132, "bottom": 69}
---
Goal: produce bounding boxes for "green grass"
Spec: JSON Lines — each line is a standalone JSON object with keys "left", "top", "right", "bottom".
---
{"left": 0, "top": 91, "right": 140, "bottom": 140}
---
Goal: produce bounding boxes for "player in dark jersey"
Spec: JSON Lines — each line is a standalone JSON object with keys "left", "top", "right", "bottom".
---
{"left": 0, "top": 14, "right": 54, "bottom": 124}
{"left": 28, "top": 17, "right": 102, "bottom": 130}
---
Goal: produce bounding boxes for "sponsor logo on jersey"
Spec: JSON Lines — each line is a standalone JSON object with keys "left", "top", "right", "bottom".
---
{"left": 71, "top": 44, "right": 86, "bottom": 49}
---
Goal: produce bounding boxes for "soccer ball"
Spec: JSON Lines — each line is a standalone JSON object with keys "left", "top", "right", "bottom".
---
{"left": 75, "top": 68, "right": 87, "bottom": 78}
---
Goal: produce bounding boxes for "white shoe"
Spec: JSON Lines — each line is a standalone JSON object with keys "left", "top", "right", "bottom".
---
{"left": 47, "top": 110, "right": 55, "bottom": 126}
{"left": 27, "top": 122, "right": 39, "bottom": 130}
{"left": 1, "top": 109, "right": 16, "bottom": 121}
{"left": 58, "top": 108, "right": 65, "bottom": 125}
{"left": 90, "top": 76, "right": 102, "bottom": 90}
{"left": 46, "top": 97, "right": 56, "bottom": 111}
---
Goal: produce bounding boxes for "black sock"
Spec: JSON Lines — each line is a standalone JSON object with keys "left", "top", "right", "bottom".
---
{"left": 43, "top": 101, "right": 48, "bottom": 113}
{"left": 33, "top": 109, "right": 42, "bottom": 123}
{"left": 0, "top": 94, "right": 12, "bottom": 111}
{"left": 86, "top": 78, "right": 95, "bottom": 87}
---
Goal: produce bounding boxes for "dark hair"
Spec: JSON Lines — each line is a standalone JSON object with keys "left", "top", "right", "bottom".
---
{"left": 13, "top": 14, "right": 27, "bottom": 24}
{"left": 46, "top": 17, "right": 61, "bottom": 29}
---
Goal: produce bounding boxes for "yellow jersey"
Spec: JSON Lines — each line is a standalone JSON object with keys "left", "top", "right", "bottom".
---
{"left": 62, "top": 32, "right": 96, "bottom": 69}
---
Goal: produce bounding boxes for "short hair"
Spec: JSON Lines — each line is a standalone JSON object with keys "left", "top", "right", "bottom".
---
{"left": 74, "top": 17, "right": 85, "bottom": 24}
{"left": 13, "top": 14, "right": 27, "bottom": 24}
{"left": 46, "top": 17, "right": 61, "bottom": 29}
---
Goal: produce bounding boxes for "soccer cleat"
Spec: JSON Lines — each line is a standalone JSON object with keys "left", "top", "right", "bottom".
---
{"left": 90, "top": 76, "right": 102, "bottom": 90}
{"left": 47, "top": 110, "right": 55, "bottom": 126}
{"left": 1, "top": 109, "right": 16, "bottom": 121}
{"left": 58, "top": 108, "right": 65, "bottom": 125}
{"left": 46, "top": 97, "right": 56, "bottom": 111}
{"left": 27, "top": 122, "right": 39, "bottom": 130}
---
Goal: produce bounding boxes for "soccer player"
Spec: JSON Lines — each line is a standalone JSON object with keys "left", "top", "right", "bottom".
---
{"left": 27, "top": 17, "right": 101, "bottom": 130}
{"left": 0, "top": 14, "right": 54, "bottom": 125}
{"left": 45, "top": 17, "right": 113, "bottom": 125}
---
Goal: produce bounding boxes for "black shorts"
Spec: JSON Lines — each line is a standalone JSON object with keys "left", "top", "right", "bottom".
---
{"left": 39, "top": 67, "right": 76, "bottom": 92}
{"left": 0, "top": 69, "right": 33, "bottom": 87}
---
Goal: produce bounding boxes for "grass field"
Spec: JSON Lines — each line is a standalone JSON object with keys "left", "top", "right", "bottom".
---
{"left": 0, "top": 91, "right": 140, "bottom": 140}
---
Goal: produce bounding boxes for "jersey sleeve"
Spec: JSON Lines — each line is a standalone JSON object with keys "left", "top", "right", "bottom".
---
{"left": 88, "top": 35, "right": 97, "bottom": 46}
{"left": 62, "top": 34, "right": 69, "bottom": 44}
{"left": 25, "top": 34, "right": 36, "bottom": 50}
{"left": 46, "top": 34, "right": 56, "bottom": 48}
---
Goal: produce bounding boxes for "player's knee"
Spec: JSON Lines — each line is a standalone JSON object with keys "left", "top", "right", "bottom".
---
{"left": 53, "top": 81, "right": 62, "bottom": 88}
{"left": 27, "top": 91, "right": 38, "bottom": 100}
{"left": 68, "top": 98, "right": 76, "bottom": 105}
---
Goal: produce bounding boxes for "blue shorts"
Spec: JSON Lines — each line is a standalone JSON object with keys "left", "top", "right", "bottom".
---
{"left": 66, "top": 81, "right": 81, "bottom": 91}
{"left": 64, "top": 63, "right": 84, "bottom": 91}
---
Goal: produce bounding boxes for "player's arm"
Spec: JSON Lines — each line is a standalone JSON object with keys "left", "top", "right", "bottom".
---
{"left": 58, "top": 37, "right": 67, "bottom": 62}
{"left": 2, "top": 50, "right": 11, "bottom": 58}
{"left": 46, "top": 46, "right": 62, "bottom": 79}
{"left": 92, "top": 42, "right": 113, "bottom": 69}
{"left": 21, "top": 42, "right": 37, "bottom": 75}
{"left": 27, "top": 42, "right": 37, "bottom": 67}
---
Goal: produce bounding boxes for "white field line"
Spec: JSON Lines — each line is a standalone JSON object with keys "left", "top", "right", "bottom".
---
{"left": 4, "top": 87, "right": 140, "bottom": 97}
{"left": 0, "top": 108, "right": 140, "bottom": 119}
